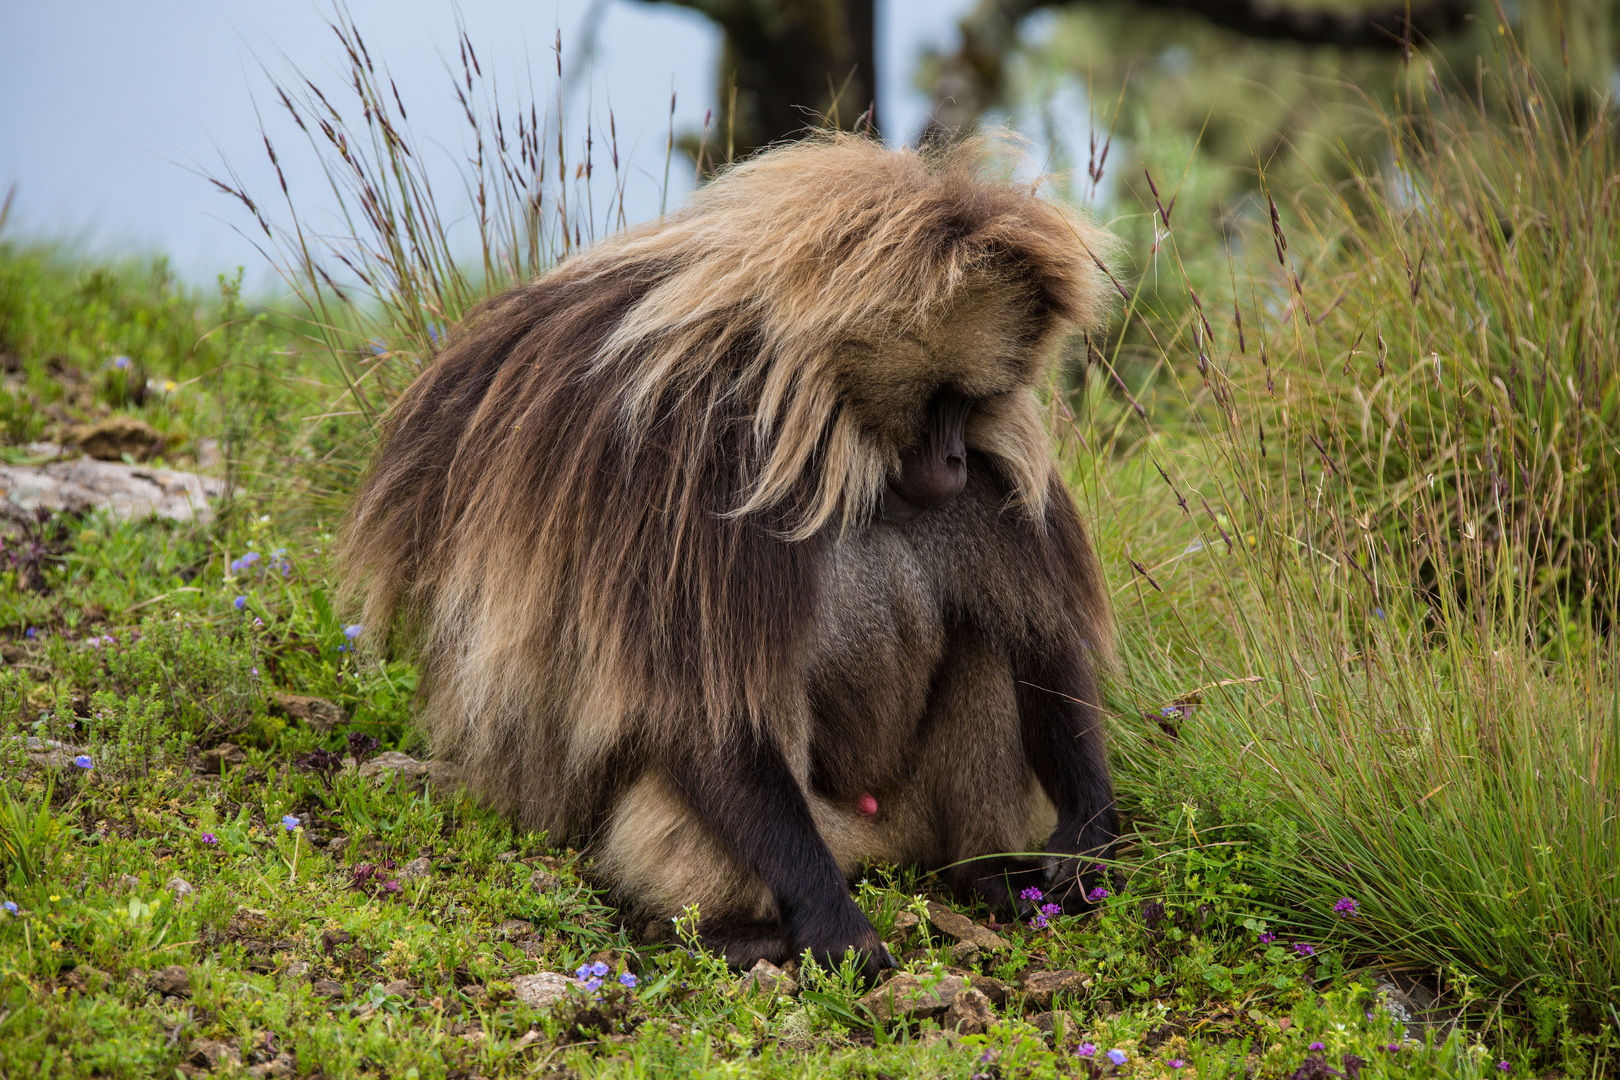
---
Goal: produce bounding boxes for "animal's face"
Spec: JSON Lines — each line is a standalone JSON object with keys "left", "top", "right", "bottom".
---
{"left": 830, "top": 274, "right": 1056, "bottom": 510}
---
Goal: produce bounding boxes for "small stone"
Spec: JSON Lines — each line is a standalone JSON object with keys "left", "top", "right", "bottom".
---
{"left": 925, "top": 901, "right": 1010, "bottom": 952}
{"left": 378, "top": 979, "right": 412, "bottom": 1001}
{"left": 197, "top": 743, "right": 247, "bottom": 774}
{"left": 1016, "top": 968, "right": 1091, "bottom": 1011}
{"left": 888, "top": 910, "right": 921, "bottom": 939}
{"left": 495, "top": 918, "right": 534, "bottom": 939}
{"left": 357, "top": 751, "right": 430, "bottom": 786}
{"left": 165, "top": 876, "right": 196, "bottom": 902}
{"left": 149, "top": 965, "right": 192, "bottom": 997}
{"left": 738, "top": 958, "right": 799, "bottom": 996}
{"left": 399, "top": 856, "right": 432, "bottom": 881}
{"left": 186, "top": 1039, "right": 242, "bottom": 1070}
{"left": 511, "top": 972, "right": 573, "bottom": 1010}
{"left": 856, "top": 972, "right": 967, "bottom": 1024}
{"left": 284, "top": 961, "right": 311, "bottom": 979}
{"left": 244, "top": 1052, "right": 296, "bottom": 1078}
{"left": 112, "top": 873, "right": 140, "bottom": 892}
{"left": 310, "top": 978, "right": 345, "bottom": 999}
{"left": 496, "top": 851, "right": 519, "bottom": 863}
{"left": 529, "top": 868, "right": 560, "bottom": 893}
{"left": 949, "top": 941, "right": 982, "bottom": 968}
{"left": 945, "top": 986, "right": 993, "bottom": 1034}
{"left": 973, "top": 974, "right": 1008, "bottom": 1007}
{"left": 268, "top": 693, "right": 348, "bottom": 731}
{"left": 71, "top": 416, "right": 163, "bottom": 462}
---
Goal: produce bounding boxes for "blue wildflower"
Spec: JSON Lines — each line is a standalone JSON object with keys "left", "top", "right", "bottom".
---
{"left": 73, "top": 755, "right": 93, "bottom": 770}
{"left": 282, "top": 814, "right": 301, "bottom": 831}
{"left": 618, "top": 972, "right": 637, "bottom": 988}
{"left": 1076, "top": 1043, "right": 1096, "bottom": 1058}
{"left": 112, "top": 355, "right": 131, "bottom": 369}
{"left": 234, "top": 595, "right": 247, "bottom": 611}
{"left": 590, "top": 960, "right": 610, "bottom": 978}
{"left": 3, "top": 900, "right": 17, "bottom": 914}
{"left": 343, "top": 624, "right": 363, "bottom": 640}
{"left": 1107, "top": 1049, "right": 1128, "bottom": 1065}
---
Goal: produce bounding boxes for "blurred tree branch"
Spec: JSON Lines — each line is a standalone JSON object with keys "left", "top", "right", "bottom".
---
{"left": 921, "top": 0, "right": 1476, "bottom": 138}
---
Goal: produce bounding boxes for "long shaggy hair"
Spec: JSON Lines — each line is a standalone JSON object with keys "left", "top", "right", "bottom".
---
{"left": 340, "top": 135, "right": 1115, "bottom": 843}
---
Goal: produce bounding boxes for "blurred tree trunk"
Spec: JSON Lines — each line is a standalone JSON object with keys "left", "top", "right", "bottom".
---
{"left": 638, "top": 0, "right": 876, "bottom": 161}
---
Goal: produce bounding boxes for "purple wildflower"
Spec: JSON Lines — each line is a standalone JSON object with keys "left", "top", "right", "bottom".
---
{"left": 1333, "top": 897, "right": 1360, "bottom": 917}
{"left": 1029, "top": 912, "right": 1049, "bottom": 930}
{"left": 73, "top": 755, "right": 93, "bottom": 770}
{"left": 1076, "top": 1043, "right": 1096, "bottom": 1058}
{"left": 1293, "top": 942, "right": 1316, "bottom": 957}
{"left": 250, "top": 667, "right": 258, "bottom": 676}
{"left": 200, "top": 832, "right": 218, "bottom": 846}
{"left": 1020, "top": 886, "right": 1044, "bottom": 902}
{"left": 1168, "top": 1060, "right": 1186, "bottom": 1069}
{"left": 1040, "top": 903, "right": 1061, "bottom": 918}
{"left": 25, "top": 627, "right": 35, "bottom": 639}
{"left": 1087, "top": 886, "right": 1110, "bottom": 903}
{"left": 1258, "top": 931, "right": 1276, "bottom": 944}
{"left": 1107, "top": 1049, "right": 1127, "bottom": 1065}
{"left": 1309, "top": 1042, "right": 1325, "bottom": 1051}
{"left": 1497, "top": 1063, "right": 1511, "bottom": 1073}
{"left": 382, "top": 879, "right": 401, "bottom": 894}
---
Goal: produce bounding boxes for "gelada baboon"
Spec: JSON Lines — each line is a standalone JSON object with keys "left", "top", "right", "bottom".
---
{"left": 341, "top": 136, "right": 1120, "bottom": 979}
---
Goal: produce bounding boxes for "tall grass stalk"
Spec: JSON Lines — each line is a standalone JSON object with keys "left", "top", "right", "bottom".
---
{"left": 1080, "top": 28, "right": 1618, "bottom": 1043}
{"left": 216, "top": 10, "right": 624, "bottom": 509}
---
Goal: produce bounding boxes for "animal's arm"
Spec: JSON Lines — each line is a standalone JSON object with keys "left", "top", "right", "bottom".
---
{"left": 662, "top": 723, "right": 892, "bottom": 979}
{"left": 1013, "top": 641, "right": 1118, "bottom": 912}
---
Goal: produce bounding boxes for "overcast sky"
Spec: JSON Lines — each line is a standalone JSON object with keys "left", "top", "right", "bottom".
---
{"left": 0, "top": 0, "right": 983, "bottom": 288}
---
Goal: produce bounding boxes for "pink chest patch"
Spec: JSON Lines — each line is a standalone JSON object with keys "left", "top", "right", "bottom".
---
{"left": 855, "top": 792, "right": 879, "bottom": 817}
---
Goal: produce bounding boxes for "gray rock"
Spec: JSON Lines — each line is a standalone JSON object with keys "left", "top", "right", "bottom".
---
{"left": 925, "top": 902, "right": 1010, "bottom": 952}
{"left": 511, "top": 972, "right": 574, "bottom": 1009}
{"left": 495, "top": 918, "right": 535, "bottom": 939}
{"left": 1016, "top": 968, "right": 1091, "bottom": 1011}
{"left": 0, "top": 456, "right": 223, "bottom": 523}
{"left": 268, "top": 693, "right": 347, "bottom": 732}
{"left": 310, "top": 978, "right": 345, "bottom": 999}
{"left": 70, "top": 417, "right": 163, "bottom": 462}
{"left": 149, "top": 964, "right": 192, "bottom": 997}
{"left": 738, "top": 958, "right": 798, "bottom": 996}
{"left": 186, "top": 1039, "right": 242, "bottom": 1070}
{"left": 357, "top": 751, "right": 429, "bottom": 784}
{"left": 244, "top": 1052, "right": 296, "bottom": 1078}
{"left": 529, "top": 869, "right": 560, "bottom": 893}
{"left": 945, "top": 986, "right": 993, "bottom": 1034}
{"left": 856, "top": 973, "right": 968, "bottom": 1024}
{"left": 399, "top": 856, "right": 433, "bottom": 882}
{"left": 165, "top": 876, "right": 197, "bottom": 903}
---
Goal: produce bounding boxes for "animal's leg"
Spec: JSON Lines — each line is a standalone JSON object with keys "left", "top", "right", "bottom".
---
{"left": 917, "top": 630, "right": 1054, "bottom": 916}
{"left": 1014, "top": 639, "right": 1117, "bottom": 913}
{"left": 661, "top": 724, "right": 895, "bottom": 982}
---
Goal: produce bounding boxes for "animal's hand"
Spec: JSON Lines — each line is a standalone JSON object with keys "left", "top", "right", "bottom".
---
{"left": 793, "top": 900, "right": 895, "bottom": 986}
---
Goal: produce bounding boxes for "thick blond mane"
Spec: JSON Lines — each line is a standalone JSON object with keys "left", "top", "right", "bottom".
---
{"left": 559, "top": 134, "right": 1114, "bottom": 538}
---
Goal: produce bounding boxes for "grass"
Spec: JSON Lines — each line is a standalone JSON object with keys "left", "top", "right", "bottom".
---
{"left": 2, "top": 11, "right": 1616, "bottom": 1079}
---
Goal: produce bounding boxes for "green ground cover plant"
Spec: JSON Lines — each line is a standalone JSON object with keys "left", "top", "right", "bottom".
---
{"left": 1, "top": 13, "right": 1614, "bottom": 1079}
